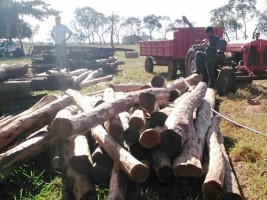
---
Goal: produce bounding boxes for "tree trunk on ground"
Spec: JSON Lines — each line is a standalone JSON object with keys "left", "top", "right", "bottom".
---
{"left": 91, "top": 125, "right": 149, "bottom": 183}
{"left": 61, "top": 138, "right": 94, "bottom": 200}
{"left": 123, "top": 128, "right": 140, "bottom": 145}
{"left": 0, "top": 95, "right": 73, "bottom": 150}
{"left": 0, "top": 127, "right": 57, "bottom": 180}
{"left": 51, "top": 87, "right": 171, "bottom": 138}
{"left": 168, "top": 85, "right": 188, "bottom": 102}
{"left": 129, "top": 109, "right": 146, "bottom": 131}
{"left": 104, "top": 116, "right": 124, "bottom": 143}
{"left": 166, "top": 73, "right": 202, "bottom": 91}
{"left": 79, "top": 75, "right": 113, "bottom": 88}
{"left": 220, "top": 132, "right": 242, "bottom": 200}
{"left": 107, "top": 163, "right": 128, "bottom": 200}
{"left": 139, "top": 128, "right": 160, "bottom": 148}
{"left": 92, "top": 146, "right": 113, "bottom": 168}
{"left": 80, "top": 68, "right": 104, "bottom": 84}
{"left": 160, "top": 82, "right": 207, "bottom": 158}
{"left": 0, "top": 95, "right": 57, "bottom": 129}
{"left": 151, "top": 75, "right": 165, "bottom": 88}
{"left": 68, "top": 69, "right": 88, "bottom": 76}
{"left": 173, "top": 88, "right": 216, "bottom": 178}
{"left": 202, "top": 116, "right": 225, "bottom": 200}
{"left": 0, "top": 62, "right": 28, "bottom": 81}
{"left": 69, "top": 135, "right": 94, "bottom": 174}
{"left": 109, "top": 83, "right": 145, "bottom": 92}
{"left": 118, "top": 112, "right": 130, "bottom": 131}
{"left": 73, "top": 70, "right": 92, "bottom": 85}
{"left": 150, "top": 150, "right": 173, "bottom": 182}
{"left": 0, "top": 80, "right": 32, "bottom": 95}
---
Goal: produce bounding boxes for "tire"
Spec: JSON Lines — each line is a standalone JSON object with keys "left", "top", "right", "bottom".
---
{"left": 167, "top": 60, "right": 177, "bottom": 80}
{"left": 184, "top": 48, "right": 197, "bottom": 77}
{"left": 217, "top": 66, "right": 236, "bottom": 95}
{"left": 145, "top": 57, "right": 153, "bottom": 73}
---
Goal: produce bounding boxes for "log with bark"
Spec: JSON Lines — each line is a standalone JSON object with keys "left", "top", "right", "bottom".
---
{"left": 69, "top": 135, "right": 94, "bottom": 174}
{"left": 150, "top": 150, "right": 173, "bottom": 182}
{"left": 61, "top": 138, "right": 94, "bottom": 200}
{"left": 0, "top": 80, "right": 32, "bottom": 95}
{"left": 202, "top": 116, "right": 225, "bottom": 200}
{"left": 109, "top": 83, "right": 145, "bottom": 92}
{"left": 166, "top": 73, "right": 202, "bottom": 91}
{"left": 0, "top": 95, "right": 73, "bottom": 150}
{"left": 128, "top": 108, "right": 146, "bottom": 131}
{"left": 172, "top": 88, "right": 216, "bottom": 178}
{"left": 220, "top": 131, "right": 242, "bottom": 200}
{"left": 107, "top": 163, "right": 128, "bottom": 200}
{"left": 91, "top": 125, "right": 149, "bottom": 183}
{"left": 80, "top": 68, "right": 104, "bottom": 83}
{"left": 68, "top": 68, "right": 88, "bottom": 77}
{"left": 73, "top": 70, "right": 92, "bottom": 85}
{"left": 79, "top": 75, "right": 113, "bottom": 88}
{"left": 160, "top": 82, "right": 207, "bottom": 158}
{"left": 0, "top": 62, "right": 28, "bottom": 81}
{"left": 0, "top": 127, "right": 57, "bottom": 180}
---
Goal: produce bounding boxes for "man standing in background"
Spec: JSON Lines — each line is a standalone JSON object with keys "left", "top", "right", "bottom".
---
{"left": 51, "top": 16, "right": 73, "bottom": 72}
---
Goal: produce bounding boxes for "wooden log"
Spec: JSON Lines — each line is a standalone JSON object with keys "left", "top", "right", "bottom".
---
{"left": 220, "top": 132, "right": 242, "bottom": 200}
{"left": 123, "top": 128, "right": 140, "bottom": 145}
{"left": 0, "top": 80, "right": 32, "bottom": 94}
{"left": 73, "top": 70, "right": 92, "bottom": 85}
{"left": 107, "top": 163, "right": 128, "bottom": 200}
{"left": 26, "top": 125, "right": 48, "bottom": 140}
{"left": 69, "top": 135, "right": 94, "bottom": 174}
{"left": 129, "top": 109, "right": 146, "bottom": 131}
{"left": 84, "top": 89, "right": 104, "bottom": 97}
{"left": 150, "top": 150, "right": 173, "bottom": 182}
{"left": 150, "top": 105, "right": 175, "bottom": 127}
{"left": 104, "top": 116, "right": 124, "bottom": 143}
{"left": 0, "top": 128, "right": 58, "bottom": 180}
{"left": 160, "top": 82, "right": 207, "bottom": 158}
{"left": 168, "top": 85, "right": 188, "bottom": 102}
{"left": 61, "top": 138, "right": 94, "bottom": 200}
{"left": 68, "top": 68, "right": 88, "bottom": 76}
{"left": 92, "top": 146, "right": 113, "bottom": 168}
{"left": 0, "top": 95, "right": 57, "bottom": 129}
{"left": 91, "top": 125, "right": 149, "bottom": 183}
{"left": 0, "top": 95, "right": 73, "bottom": 150}
{"left": 103, "top": 87, "right": 116, "bottom": 102}
{"left": 138, "top": 88, "right": 169, "bottom": 114}
{"left": 202, "top": 116, "right": 225, "bottom": 200}
{"left": 166, "top": 73, "right": 202, "bottom": 91}
{"left": 51, "top": 87, "right": 170, "bottom": 138}
{"left": 81, "top": 68, "right": 104, "bottom": 83}
{"left": 109, "top": 83, "right": 145, "bottom": 92}
{"left": 139, "top": 128, "right": 160, "bottom": 148}
{"left": 118, "top": 112, "right": 130, "bottom": 131}
{"left": 151, "top": 75, "right": 165, "bottom": 88}
{"left": 172, "top": 88, "right": 216, "bottom": 178}
{"left": 79, "top": 75, "right": 113, "bottom": 88}
{"left": 128, "top": 142, "right": 149, "bottom": 161}
{"left": 0, "top": 62, "right": 28, "bottom": 81}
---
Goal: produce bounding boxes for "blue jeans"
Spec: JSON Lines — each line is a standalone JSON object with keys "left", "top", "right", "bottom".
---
{"left": 55, "top": 42, "right": 69, "bottom": 69}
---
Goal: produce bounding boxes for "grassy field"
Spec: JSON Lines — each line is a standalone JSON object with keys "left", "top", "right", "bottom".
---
{"left": 0, "top": 45, "right": 267, "bottom": 199}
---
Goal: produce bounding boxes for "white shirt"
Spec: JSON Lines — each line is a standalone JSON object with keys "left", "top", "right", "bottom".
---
{"left": 51, "top": 24, "right": 72, "bottom": 44}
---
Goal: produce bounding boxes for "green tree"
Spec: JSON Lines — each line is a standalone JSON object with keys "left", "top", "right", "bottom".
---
{"left": 143, "top": 14, "right": 161, "bottom": 40}
{"left": 0, "top": 0, "right": 58, "bottom": 54}
{"left": 158, "top": 16, "right": 172, "bottom": 39}
{"left": 122, "top": 17, "right": 142, "bottom": 36}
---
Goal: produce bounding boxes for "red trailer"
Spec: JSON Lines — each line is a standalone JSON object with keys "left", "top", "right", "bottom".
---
{"left": 140, "top": 27, "right": 224, "bottom": 79}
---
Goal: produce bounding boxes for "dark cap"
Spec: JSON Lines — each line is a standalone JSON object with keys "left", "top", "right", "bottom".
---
{"left": 205, "top": 26, "right": 214, "bottom": 33}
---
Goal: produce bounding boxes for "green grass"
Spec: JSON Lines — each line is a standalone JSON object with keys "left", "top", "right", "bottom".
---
{"left": 1, "top": 45, "right": 267, "bottom": 199}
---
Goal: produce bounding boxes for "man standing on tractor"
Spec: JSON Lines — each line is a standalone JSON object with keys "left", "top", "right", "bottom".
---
{"left": 51, "top": 16, "right": 73, "bottom": 72}
{"left": 195, "top": 26, "right": 219, "bottom": 88}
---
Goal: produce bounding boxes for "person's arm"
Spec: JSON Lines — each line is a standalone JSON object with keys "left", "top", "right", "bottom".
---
{"left": 65, "top": 26, "right": 73, "bottom": 41}
{"left": 208, "top": 35, "right": 219, "bottom": 50}
{"left": 51, "top": 27, "right": 55, "bottom": 41}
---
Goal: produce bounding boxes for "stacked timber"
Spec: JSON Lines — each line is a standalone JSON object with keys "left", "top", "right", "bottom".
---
{"left": 0, "top": 73, "right": 242, "bottom": 200}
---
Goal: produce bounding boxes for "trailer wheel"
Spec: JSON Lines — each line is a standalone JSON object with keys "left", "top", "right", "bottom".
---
{"left": 167, "top": 60, "right": 177, "bottom": 80}
{"left": 184, "top": 48, "right": 197, "bottom": 77}
{"left": 145, "top": 57, "right": 153, "bottom": 73}
{"left": 217, "top": 66, "right": 236, "bottom": 95}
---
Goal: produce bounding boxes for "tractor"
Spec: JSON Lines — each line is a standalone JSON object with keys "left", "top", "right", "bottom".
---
{"left": 185, "top": 35, "right": 267, "bottom": 94}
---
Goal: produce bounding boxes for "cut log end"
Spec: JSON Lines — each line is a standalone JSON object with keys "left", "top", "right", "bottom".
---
{"left": 168, "top": 89, "right": 180, "bottom": 102}
{"left": 139, "top": 129, "right": 160, "bottom": 148}
{"left": 139, "top": 92, "right": 156, "bottom": 114}
{"left": 50, "top": 118, "right": 73, "bottom": 139}
{"left": 123, "top": 128, "right": 139, "bottom": 145}
{"left": 202, "top": 180, "right": 224, "bottom": 200}
{"left": 129, "top": 163, "right": 149, "bottom": 183}
{"left": 150, "top": 112, "right": 168, "bottom": 127}
{"left": 173, "top": 164, "right": 203, "bottom": 178}
{"left": 151, "top": 75, "right": 165, "bottom": 88}
{"left": 160, "top": 129, "right": 182, "bottom": 158}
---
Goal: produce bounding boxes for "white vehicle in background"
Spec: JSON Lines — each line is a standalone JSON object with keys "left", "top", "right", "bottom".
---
{"left": 0, "top": 40, "right": 23, "bottom": 57}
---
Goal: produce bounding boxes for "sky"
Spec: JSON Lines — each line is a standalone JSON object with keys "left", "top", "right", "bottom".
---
{"left": 31, "top": 0, "right": 266, "bottom": 42}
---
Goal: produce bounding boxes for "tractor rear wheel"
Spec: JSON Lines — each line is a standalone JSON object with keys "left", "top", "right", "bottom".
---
{"left": 184, "top": 48, "right": 196, "bottom": 77}
{"left": 217, "top": 66, "right": 236, "bottom": 95}
{"left": 167, "top": 60, "right": 177, "bottom": 80}
{"left": 145, "top": 57, "right": 153, "bottom": 73}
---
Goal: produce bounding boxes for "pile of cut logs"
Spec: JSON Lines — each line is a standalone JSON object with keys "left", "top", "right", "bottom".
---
{"left": 0, "top": 73, "right": 242, "bottom": 200}
{"left": 0, "top": 63, "right": 115, "bottom": 104}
